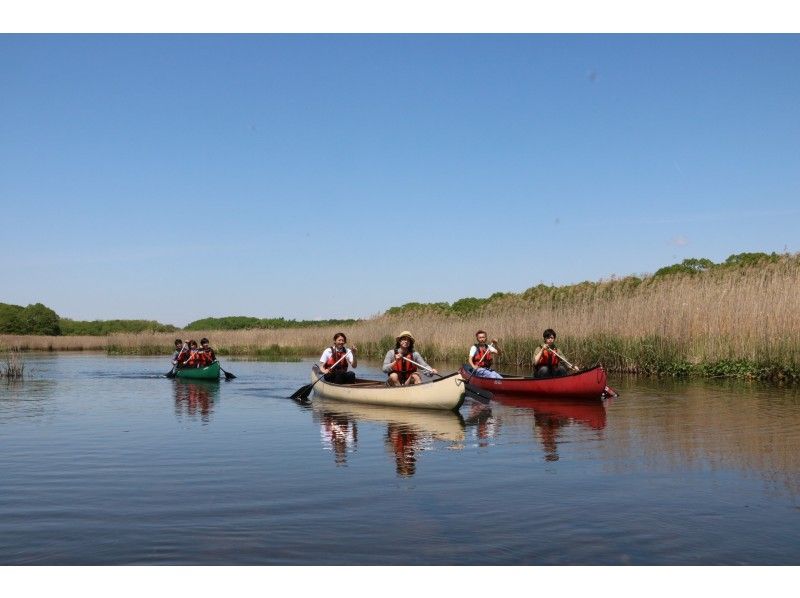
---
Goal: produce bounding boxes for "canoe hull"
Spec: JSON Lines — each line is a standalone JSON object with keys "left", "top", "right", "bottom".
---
{"left": 460, "top": 364, "right": 608, "bottom": 399}
{"left": 175, "top": 361, "right": 221, "bottom": 380}
{"left": 311, "top": 365, "right": 465, "bottom": 411}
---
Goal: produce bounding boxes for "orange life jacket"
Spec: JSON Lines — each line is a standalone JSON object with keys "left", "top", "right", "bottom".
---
{"left": 391, "top": 352, "right": 417, "bottom": 375}
{"left": 325, "top": 347, "right": 349, "bottom": 371}
{"left": 536, "top": 347, "right": 560, "bottom": 368}
{"left": 473, "top": 344, "right": 494, "bottom": 368}
{"left": 185, "top": 349, "right": 201, "bottom": 367}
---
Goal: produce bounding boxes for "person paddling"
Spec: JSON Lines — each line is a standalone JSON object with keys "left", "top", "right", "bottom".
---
{"left": 533, "top": 329, "right": 578, "bottom": 378}
{"left": 198, "top": 338, "right": 216, "bottom": 367}
{"left": 468, "top": 330, "right": 502, "bottom": 379}
{"left": 382, "top": 331, "right": 437, "bottom": 386}
{"left": 319, "top": 332, "right": 358, "bottom": 384}
{"left": 171, "top": 339, "right": 185, "bottom": 366}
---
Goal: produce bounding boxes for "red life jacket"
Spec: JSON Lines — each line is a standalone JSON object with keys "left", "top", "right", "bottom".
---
{"left": 196, "top": 349, "right": 213, "bottom": 366}
{"left": 325, "top": 347, "right": 349, "bottom": 371}
{"left": 391, "top": 352, "right": 417, "bottom": 375}
{"left": 185, "top": 349, "right": 200, "bottom": 367}
{"left": 536, "top": 347, "right": 560, "bottom": 367}
{"left": 473, "top": 344, "right": 494, "bottom": 368}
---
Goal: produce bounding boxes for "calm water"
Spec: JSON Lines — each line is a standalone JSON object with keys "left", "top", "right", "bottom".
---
{"left": 2, "top": 353, "right": 799, "bottom": 565}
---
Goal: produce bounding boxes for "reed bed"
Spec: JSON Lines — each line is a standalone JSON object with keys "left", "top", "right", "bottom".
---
{"left": 2, "top": 350, "right": 25, "bottom": 380}
{"left": 2, "top": 258, "right": 798, "bottom": 380}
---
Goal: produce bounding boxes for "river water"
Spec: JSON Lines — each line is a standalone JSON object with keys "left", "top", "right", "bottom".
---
{"left": 1, "top": 353, "right": 799, "bottom": 565}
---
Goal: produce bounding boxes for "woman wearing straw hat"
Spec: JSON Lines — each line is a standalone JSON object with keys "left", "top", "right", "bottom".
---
{"left": 382, "top": 331, "right": 438, "bottom": 386}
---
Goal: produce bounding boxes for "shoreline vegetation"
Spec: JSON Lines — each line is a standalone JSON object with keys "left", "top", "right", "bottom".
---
{"left": 2, "top": 252, "right": 799, "bottom": 382}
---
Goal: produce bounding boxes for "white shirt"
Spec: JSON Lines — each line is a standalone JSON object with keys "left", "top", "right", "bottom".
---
{"left": 469, "top": 344, "right": 498, "bottom": 359}
{"left": 319, "top": 347, "right": 355, "bottom": 367}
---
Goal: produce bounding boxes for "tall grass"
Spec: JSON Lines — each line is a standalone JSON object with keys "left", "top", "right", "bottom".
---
{"left": 2, "top": 256, "right": 798, "bottom": 380}
{"left": 2, "top": 349, "right": 25, "bottom": 380}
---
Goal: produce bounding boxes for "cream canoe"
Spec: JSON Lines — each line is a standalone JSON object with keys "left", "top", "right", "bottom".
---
{"left": 310, "top": 365, "right": 466, "bottom": 411}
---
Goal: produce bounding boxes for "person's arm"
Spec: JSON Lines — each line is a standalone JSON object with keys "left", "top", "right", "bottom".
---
{"left": 382, "top": 350, "right": 397, "bottom": 373}
{"left": 319, "top": 348, "right": 332, "bottom": 374}
{"left": 468, "top": 345, "right": 478, "bottom": 368}
{"left": 348, "top": 346, "right": 358, "bottom": 369}
{"left": 413, "top": 352, "right": 437, "bottom": 375}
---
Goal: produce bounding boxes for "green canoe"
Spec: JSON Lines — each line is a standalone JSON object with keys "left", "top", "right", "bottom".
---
{"left": 175, "top": 361, "right": 221, "bottom": 380}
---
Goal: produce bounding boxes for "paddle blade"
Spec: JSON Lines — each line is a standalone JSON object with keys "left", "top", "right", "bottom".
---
{"left": 165, "top": 369, "right": 176, "bottom": 379}
{"left": 222, "top": 369, "right": 236, "bottom": 380}
{"left": 465, "top": 383, "right": 493, "bottom": 404}
{"left": 289, "top": 383, "right": 313, "bottom": 401}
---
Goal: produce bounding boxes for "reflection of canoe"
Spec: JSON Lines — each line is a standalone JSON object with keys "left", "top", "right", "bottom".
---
{"left": 312, "top": 399, "right": 466, "bottom": 442}
{"left": 175, "top": 361, "right": 220, "bottom": 380}
{"left": 459, "top": 364, "right": 607, "bottom": 399}
{"left": 311, "top": 365, "right": 465, "bottom": 410}
{"left": 494, "top": 393, "right": 607, "bottom": 429}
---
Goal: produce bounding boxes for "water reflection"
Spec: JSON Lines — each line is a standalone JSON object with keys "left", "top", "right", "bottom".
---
{"left": 312, "top": 400, "right": 465, "bottom": 476}
{"left": 494, "top": 394, "right": 608, "bottom": 462}
{"left": 172, "top": 379, "right": 220, "bottom": 423}
{"left": 464, "top": 402, "right": 498, "bottom": 448}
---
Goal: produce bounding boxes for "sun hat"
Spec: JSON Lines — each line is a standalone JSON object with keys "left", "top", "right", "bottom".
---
{"left": 396, "top": 331, "right": 415, "bottom": 342}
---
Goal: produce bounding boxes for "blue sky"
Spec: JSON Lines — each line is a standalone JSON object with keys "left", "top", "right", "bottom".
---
{"left": 1, "top": 34, "right": 799, "bottom": 326}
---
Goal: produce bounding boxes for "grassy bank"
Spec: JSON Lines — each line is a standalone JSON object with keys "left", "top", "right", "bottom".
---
{"left": 2, "top": 254, "right": 798, "bottom": 381}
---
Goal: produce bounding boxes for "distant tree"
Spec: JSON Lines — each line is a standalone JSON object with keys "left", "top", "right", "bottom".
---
{"left": 723, "top": 252, "right": 778, "bottom": 267}
{"left": 0, "top": 302, "right": 61, "bottom": 335}
{"left": 24, "top": 303, "right": 61, "bottom": 335}
{"left": 654, "top": 258, "right": 715, "bottom": 278}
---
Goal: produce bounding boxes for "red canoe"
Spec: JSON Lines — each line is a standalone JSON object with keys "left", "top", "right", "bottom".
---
{"left": 459, "top": 364, "right": 611, "bottom": 399}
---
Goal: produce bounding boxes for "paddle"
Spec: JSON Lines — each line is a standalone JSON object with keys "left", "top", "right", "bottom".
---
{"left": 401, "top": 356, "right": 493, "bottom": 403}
{"left": 218, "top": 362, "right": 236, "bottom": 380}
{"left": 289, "top": 352, "right": 348, "bottom": 402}
{"left": 165, "top": 366, "right": 177, "bottom": 379}
{"left": 551, "top": 349, "right": 618, "bottom": 397}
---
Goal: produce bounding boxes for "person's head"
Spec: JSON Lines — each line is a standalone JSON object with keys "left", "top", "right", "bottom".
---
{"left": 543, "top": 329, "right": 556, "bottom": 345}
{"left": 174, "top": 339, "right": 183, "bottom": 348}
{"left": 200, "top": 338, "right": 209, "bottom": 347}
{"left": 395, "top": 331, "right": 415, "bottom": 352}
{"left": 333, "top": 332, "right": 347, "bottom": 346}
{"left": 189, "top": 340, "right": 198, "bottom": 349}
{"left": 475, "top": 330, "right": 487, "bottom": 344}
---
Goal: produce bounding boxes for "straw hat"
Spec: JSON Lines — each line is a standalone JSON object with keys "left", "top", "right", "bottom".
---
{"left": 395, "top": 330, "right": 415, "bottom": 342}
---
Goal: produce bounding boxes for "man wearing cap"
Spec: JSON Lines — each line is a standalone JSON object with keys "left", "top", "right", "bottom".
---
{"left": 382, "top": 331, "right": 438, "bottom": 386}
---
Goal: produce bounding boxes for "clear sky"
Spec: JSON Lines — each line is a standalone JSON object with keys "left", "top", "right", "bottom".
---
{"left": 2, "top": 34, "right": 799, "bottom": 326}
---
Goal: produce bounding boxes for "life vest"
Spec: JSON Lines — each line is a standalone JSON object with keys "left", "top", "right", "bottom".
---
{"left": 473, "top": 344, "right": 494, "bottom": 368}
{"left": 176, "top": 346, "right": 191, "bottom": 364}
{"left": 196, "top": 349, "right": 213, "bottom": 367}
{"left": 391, "top": 352, "right": 417, "bottom": 375}
{"left": 536, "top": 346, "right": 560, "bottom": 368}
{"left": 325, "top": 346, "right": 349, "bottom": 371}
{"left": 185, "top": 349, "right": 201, "bottom": 367}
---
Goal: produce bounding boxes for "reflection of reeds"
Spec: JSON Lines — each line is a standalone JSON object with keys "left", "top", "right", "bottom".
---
{"left": 1, "top": 259, "right": 798, "bottom": 378}
{"left": 2, "top": 349, "right": 24, "bottom": 379}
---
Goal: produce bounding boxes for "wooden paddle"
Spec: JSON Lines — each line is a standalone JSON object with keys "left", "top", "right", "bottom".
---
{"left": 551, "top": 349, "right": 618, "bottom": 397}
{"left": 289, "top": 352, "right": 349, "bottom": 401}
{"left": 401, "top": 356, "right": 493, "bottom": 403}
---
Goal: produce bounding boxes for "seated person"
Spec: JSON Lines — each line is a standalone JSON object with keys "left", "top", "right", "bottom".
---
{"left": 319, "top": 332, "right": 357, "bottom": 384}
{"left": 197, "top": 337, "right": 216, "bottom": 366}
{"left": 382, "top": 331, "right": 437, "bottom": 386}
{"left": 468, "top": 330, "right": 502, "bottom": 379}
{"left": 533, "top": 329, "right": 576, "bottom": 378}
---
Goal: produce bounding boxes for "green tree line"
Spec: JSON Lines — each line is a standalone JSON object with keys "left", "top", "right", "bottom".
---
{"left": 184, "top": 316, "right": 359, "bottom": 331}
